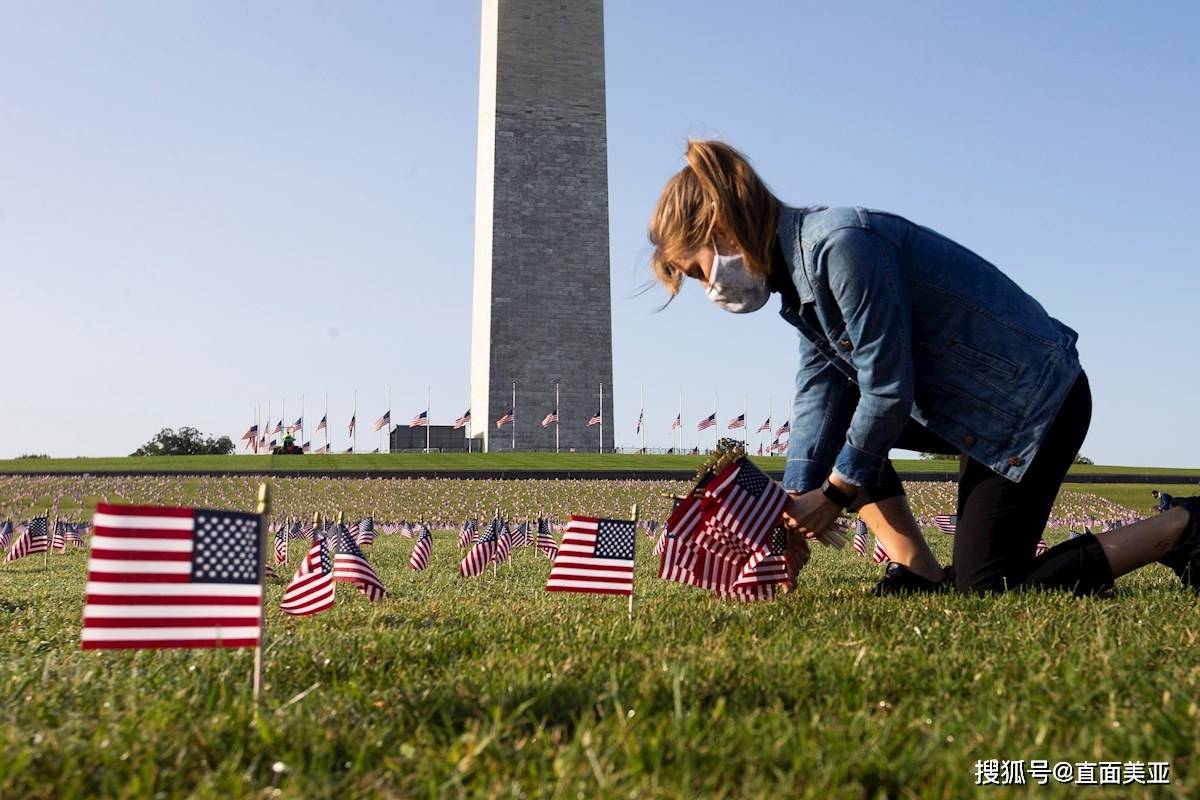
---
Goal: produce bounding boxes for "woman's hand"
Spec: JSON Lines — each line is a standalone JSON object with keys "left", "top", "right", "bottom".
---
{"left": 781, "top": 488, "right": 843, "bottom": 541}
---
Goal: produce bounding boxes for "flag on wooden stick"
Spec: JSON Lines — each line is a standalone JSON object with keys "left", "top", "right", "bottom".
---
{"left": 81, "top": 504, "right": 263, "bottom": 650}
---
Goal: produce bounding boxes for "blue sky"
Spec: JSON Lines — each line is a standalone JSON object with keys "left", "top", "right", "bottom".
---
{"left": 1, "top": 1, "right": 1196, "bottom": 465}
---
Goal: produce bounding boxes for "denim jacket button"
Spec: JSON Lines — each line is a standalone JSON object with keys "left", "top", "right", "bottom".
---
{"left": 840, "top": 339, "right": 853, "bottom": 350}
{"left": 963, "top": 434, "right": 976, "bottom": 447}
{"left": 1008, "top": 455, "right": 1022, "bottom": 467}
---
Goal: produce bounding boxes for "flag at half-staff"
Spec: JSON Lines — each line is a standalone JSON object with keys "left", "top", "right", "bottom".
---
{"left": 331, "top": 522, "right": 386, "bottom": 601}
{"left": 409, "top": 526, "right": 433, "bottom": 571}
{"left": 281, "top": 530, "right": 335, "bottom": 616}
{"left": 545, "top": 515, "right": 636, "bottom": 596}
{"left": 81, "top": 504, "right": 263, "bottom": 649}
{"left": 4, "top": 516, "right": 49, "bottom": 564}
{"left": 459, "top": 518, "right": 499, "bottom": 577}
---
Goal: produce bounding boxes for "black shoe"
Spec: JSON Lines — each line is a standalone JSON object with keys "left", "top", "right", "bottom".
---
{"left": 871, "top": 562, "right": 953, "bottom": 596}
{"left": 1158, "top": 496, "right": 1200, "bottom": 589}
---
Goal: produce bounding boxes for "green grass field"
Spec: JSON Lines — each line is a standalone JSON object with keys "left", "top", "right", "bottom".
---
{"left": 1, "top": 474, "right": 1197, "bottom": 797}
{"left": 3, "top": 527, "right": 1198, "bottom": 798}
{"left": 1, "top": 452, "right": 1198, "bottom": 479}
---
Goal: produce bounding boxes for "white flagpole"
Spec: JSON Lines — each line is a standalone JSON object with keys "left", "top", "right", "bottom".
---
{"left": 267, "top": 400, "right": 271, "bottom": 453}
{"left": 353, "top": 390, "right": 357, "bottom": 453}
{"left": 281, "top": 397, "right": 285, "bottom": 444}
{"left": 324, "top": 391, "right": 329, "bottom": 452}
{"left": 555, "top": 382, "right": 560, "bottom": 454}
{"left": 301, "top": 393, "right": 305, "bottom": 445}
{"left": 426, "top": 385, "right": 431, "bottom": 453}
{"left": 678, "top": 388, "right": 683, "bottom": 453}
{"left": 386, "top": 386, "right": 391, "bottom": 454}
{"left": 743, "top": 392, "right": 748, "bottom": 448}
{"left": 512, "top": 381, "right": 516, "bottom": 451}
{"left": 713, "top": 392, "right": 718, "bottom": 451}
{"left": 640, "top": 384, "right": 645, "bottom": 452}
{"left": 598, "top": 382, "right": 603, "bottom": 455}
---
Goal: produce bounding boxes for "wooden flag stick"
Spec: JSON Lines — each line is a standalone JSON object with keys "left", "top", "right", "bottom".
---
{"left": 629, "top": 503, "right": 639, "bottom": 621}
{"left": 253, "top": 482, "right": 271, "bottom": 705}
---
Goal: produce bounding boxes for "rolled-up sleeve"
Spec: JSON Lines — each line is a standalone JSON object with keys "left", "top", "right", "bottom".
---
{"left": 820, "top": 228, "right": 915, "bottom": 487}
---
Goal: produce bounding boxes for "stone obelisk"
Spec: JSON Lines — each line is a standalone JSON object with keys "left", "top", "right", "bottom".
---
{"left": 469, "top": 0, "right": 614, "bottom": 453}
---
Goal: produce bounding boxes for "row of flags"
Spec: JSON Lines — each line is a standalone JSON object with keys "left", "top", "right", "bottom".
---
{"left": 236, "top": 407, "right": 794, "bottom": 452}
{"left": 2, "top": 517, "right": 87, "bottom": 563}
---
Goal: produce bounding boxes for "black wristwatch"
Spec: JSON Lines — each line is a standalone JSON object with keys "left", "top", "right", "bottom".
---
{"left": 820, "top": 476, "right": 857, "bottom": 509}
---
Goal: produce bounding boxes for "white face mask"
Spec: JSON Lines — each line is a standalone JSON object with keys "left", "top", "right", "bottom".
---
{"left": 704, "top": 241, "right": 771, "bottom": 313}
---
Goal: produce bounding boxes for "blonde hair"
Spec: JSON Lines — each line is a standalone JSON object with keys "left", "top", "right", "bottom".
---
{"left": 649, "top": 140, "right": 782, "bottom": 296}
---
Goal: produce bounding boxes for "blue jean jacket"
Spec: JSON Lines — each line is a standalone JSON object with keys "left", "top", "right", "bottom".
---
{"left": 778, "top": 206, "right": 1082, "bottom": 491}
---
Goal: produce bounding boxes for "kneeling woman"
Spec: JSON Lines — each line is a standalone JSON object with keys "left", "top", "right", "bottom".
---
{"left": 648, "top": 140, "right": 1198, "bottom": 595}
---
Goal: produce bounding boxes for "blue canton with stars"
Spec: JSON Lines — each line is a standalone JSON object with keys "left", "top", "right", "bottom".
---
{"left": 191, "top": 510, "right": 262, "bottom": 584}
{"left": 593, "top": 519, "right": 636, "bottom": 561}
{"left": 734, "top": 461, "right": 770, "bottom": 497}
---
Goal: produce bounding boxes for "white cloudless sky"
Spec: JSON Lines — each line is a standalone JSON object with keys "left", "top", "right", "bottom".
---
{"left": 1, "top": 1, "right": 1196, "bottom": 466}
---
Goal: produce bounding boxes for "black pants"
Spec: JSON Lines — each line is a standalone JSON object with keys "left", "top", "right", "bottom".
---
{"left": 854, "top": 370, "right": 1114, "bottom": 595}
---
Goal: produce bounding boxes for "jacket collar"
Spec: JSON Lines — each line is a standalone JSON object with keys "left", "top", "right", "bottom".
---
{"left": 777, "top": 206, "right": 815, "bottom": 305}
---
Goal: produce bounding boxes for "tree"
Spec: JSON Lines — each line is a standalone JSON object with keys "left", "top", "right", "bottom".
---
{"left": 131, "top": 427, "right": 235, "bottom": 457}
{"left": 1073, "top": 452, "right": 1094, "bottom": 465}
{"left": 16, "top": 453, "right": 49, "bottom": 460}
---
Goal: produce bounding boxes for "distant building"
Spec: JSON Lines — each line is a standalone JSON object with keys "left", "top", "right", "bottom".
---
{"left": 390, "top": 425, "right": 474, "bottom": 452}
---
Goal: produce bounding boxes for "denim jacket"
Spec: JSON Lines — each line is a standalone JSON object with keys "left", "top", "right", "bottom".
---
{"left": 778, "top": 206, "right": 1082, "bottom": 491}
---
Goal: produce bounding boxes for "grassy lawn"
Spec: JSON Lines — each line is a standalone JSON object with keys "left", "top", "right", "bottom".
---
{"left": 2, "top": 526, "right": 1197, "bottom": 798}
{"left": 1, "top": 452, "right": 1197, "bottom": 479}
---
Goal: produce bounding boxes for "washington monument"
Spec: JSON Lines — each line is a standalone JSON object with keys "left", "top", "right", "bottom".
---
{"left": 469, "top": 0, "right": 615, "bottom": 453}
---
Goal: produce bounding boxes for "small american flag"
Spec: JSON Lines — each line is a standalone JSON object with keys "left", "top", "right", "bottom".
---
{"left": 332, "top": 524, "right": 386, "bottom": 601}
{"left": 536, "top": 517, "right": 558, "bottom": 560}
{"left": 701, "top": 460, "right": 787, "bottom": 556}
{"left": 52, "top": 520, "right": 67, "bottom": 552}
{"left": 0, "top": 520, "right": 13, "bottom": 553}
{"left": 545, "top": 516, "right": 636, "bottom": 596}
{"left": 932, "top": 514, "right": 957, "bottom": 535}
{"left": 409, "top": 527, "right": 432, "bottom": 571}
{"left": 727, "top": 414, "right": 745, "bottom": 430}
{"left": 495, "top": 408, "right": 514, "bottom": 428}
{"left": 410, "top": 410, "right": 428, "bottom": 428}
{"left": 458, "top": 519, "right": 477, "bottom": 549}
{"left": 274, "top": 529, "right": 288, "bottom": 566}
{"left": 512, "top": 521, "right": 533, "bottom": 548}
{"left": 453, "top": 409, "right": 471, "bottom": 430}
{"left": 775, "top": 420, "right": 790, "bottom": 437}
{"left": 697, "top": 413, "right": 716, "bottom": 431}
{"left": 541, "top": 410, "right": 558, "bottom": 428}
{"left": 1034, "top": 538, "right": 1049, "bottom": 556}
{"left": 494, "top": 521, "right": 513, "bottom": 563}
{"left": 280, "top": 532, "right": 335, "bottom": 616}
{"left": 373, "top": 411, "right": 391, "bottom": 432}
{"left": 756, "top": 417, "right": 771, "bottom": 433}
{"left": 871, "top": 538, "right": 889, "bottom": 563}
{"left": 460, "top": 519, "right": 499, "bottom": 577}
{"left": 587, "top": 410, "right": 602, "bottom": 427}
{"left": 82, "top": 504, "right": 262, "bottom": 649}
{"left": 5, "top": 516, "right": 49, "bottom": 563}
{"left": 852, "top": 518, "right": 868, "bottom": 556}
{"left": 354, "top": 517, "right": 375, "bottom": 547}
